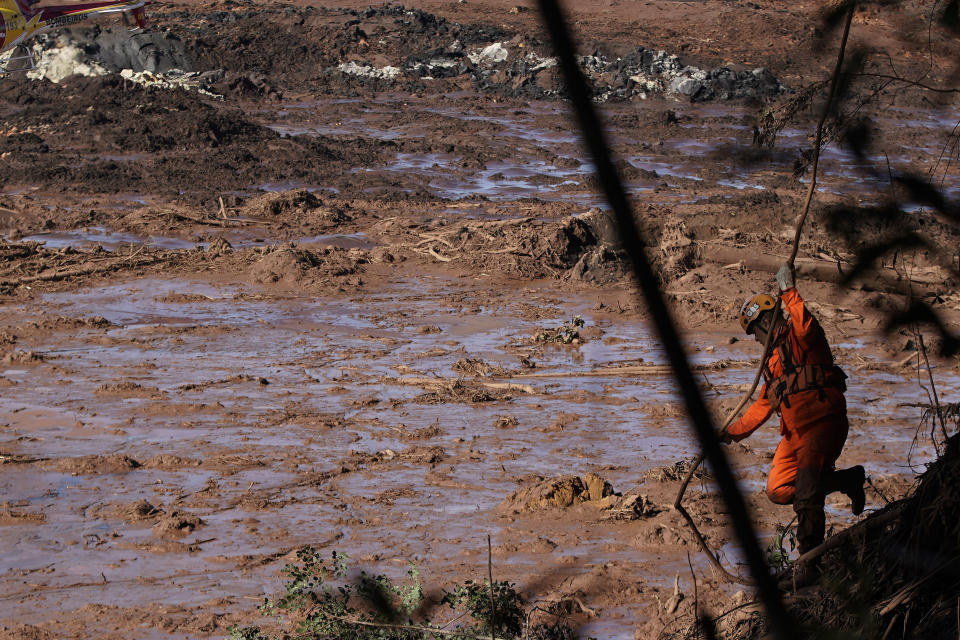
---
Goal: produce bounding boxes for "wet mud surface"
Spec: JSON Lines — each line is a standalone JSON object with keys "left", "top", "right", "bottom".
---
{"left": 2, "top": 1, "right": 960, "bottom": 638}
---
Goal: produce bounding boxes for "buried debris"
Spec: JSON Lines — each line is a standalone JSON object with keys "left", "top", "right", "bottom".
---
{"left": 603, "top": 489, "right": 662, "bottom": 521}
{"left": 499, "top": 473, "right": 615, "bottom": 512}
{"left": 152, "top": 511, "right": 204, "bottom": 539}
{"left": 533, "top": 315, "right": 585, "bottom": 344}
{"left": 249, "top": 245, "right": 367, "bottom": 287}
{"left": 500, "top": 474, "right": 664, "bottom": 518}
{"left": 645, "top": 459, "right": 712, "bottom": 483}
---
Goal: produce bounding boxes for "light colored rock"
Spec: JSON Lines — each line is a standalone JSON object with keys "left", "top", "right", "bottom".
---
{"left": 468, "top": 42, "right": 508, "bottom": 65}
{"left": 337, "top": 61, "right": 401, "bottom": 80}
{"left": 668, "top": 76, "right": 703, "bottom": 97}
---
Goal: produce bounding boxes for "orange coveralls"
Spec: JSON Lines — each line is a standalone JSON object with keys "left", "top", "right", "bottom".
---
{"left": 726, "top": 287, "right": 849, "bottom": 550}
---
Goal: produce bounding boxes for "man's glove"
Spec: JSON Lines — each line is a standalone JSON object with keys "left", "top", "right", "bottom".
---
{"left": 775, "top": 262, "right": 795, "bottom": 291}
{"left": 718, "top": 430, "right": 733, "bottom": 445}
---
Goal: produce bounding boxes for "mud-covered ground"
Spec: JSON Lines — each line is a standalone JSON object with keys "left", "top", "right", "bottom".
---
{"left": 2, "top": 1, "right": 960, "bottom": 638}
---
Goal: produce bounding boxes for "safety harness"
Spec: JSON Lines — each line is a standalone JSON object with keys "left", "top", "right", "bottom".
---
{"left": 761, "top": 321, "right": 847, "bottom": 410}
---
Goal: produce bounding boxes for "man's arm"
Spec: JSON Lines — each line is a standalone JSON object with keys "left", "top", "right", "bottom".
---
{"left": 776, "top": 263, "right": 815, "bottom": 337}
{"left": 723, "top": 386, "right": 775, "bottom": 442}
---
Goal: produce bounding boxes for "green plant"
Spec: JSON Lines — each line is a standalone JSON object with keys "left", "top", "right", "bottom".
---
{"left": 765, "top": 521, "right": 798, "bottom": 573}
{"left": 441, "top": 579, "right": 524, "bottom": 638}
{"left": 227, "top": 547, "right": 580, "bottom": 640}
{"left": 226, "top": 626, "right": 268, "bottom": 640}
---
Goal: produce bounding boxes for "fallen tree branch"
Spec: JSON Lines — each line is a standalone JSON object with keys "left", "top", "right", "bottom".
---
{"left": 500, "top": 363, "right": 740, "bottom": 379}
{"left": 384, "top": 376, "right": 536, "bottom": 395}
{"left": 857, "top": 72, "right": 960, "bottom": 94}
{"left": 787, "top": 503, "right": 906, "bottom": 572}
{"left": 427, "top": 247, "right": 453, "bottom": 262}
{"left": 0, "top": 255, "right": 164, "bottom": 289}
{"left": 703, "top": 246, "right": 948, "bottom": 291}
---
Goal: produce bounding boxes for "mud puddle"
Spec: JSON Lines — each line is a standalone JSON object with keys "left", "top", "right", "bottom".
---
{"left": 15, "top": 227, "right": 374, "bottom": 253}
{"left": 256, "top": 95, "right": 960, "bottom": 213}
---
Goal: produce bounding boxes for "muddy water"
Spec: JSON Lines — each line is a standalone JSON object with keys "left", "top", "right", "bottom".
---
{"left": 15, "top": 227, "right": 375, "bottom": 253}
{"left": 1, "top": 271, "right": 954, "bottom": 635}
{"left": 256, "top": 95, "right": 960, "bottom": 213}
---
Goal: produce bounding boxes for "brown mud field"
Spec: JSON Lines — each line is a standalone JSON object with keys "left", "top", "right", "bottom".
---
{"left": 2, "top": 1, "right": 960, "bottom": 638}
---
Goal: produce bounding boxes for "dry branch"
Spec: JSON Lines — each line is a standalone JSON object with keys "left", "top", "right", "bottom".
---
{"left": 427, "top": 247, "right": 453, "bottom": 262}
{"left": 499, "top": 363, "right": 738, "bottom": 379}
{"left": 384, "top": 376, "right": 536, "bottom": 395}
{"left": 320, "top": 613, "right": 515, "bottom": 640}
{"left": 703, "top": 246, "right": 948, "bottom": 291}
{"left": 789, "top": 503, "right": 906, "bottom": 568}
{"left": 0, "top": 254, "right": 164, "bottom": 289}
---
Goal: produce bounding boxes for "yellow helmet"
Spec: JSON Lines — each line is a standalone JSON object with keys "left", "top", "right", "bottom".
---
{"left": 739, "top": 293, "right": 776, "bottom": 333}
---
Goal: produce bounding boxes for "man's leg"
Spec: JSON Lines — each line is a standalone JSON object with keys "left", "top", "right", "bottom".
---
{"left": 766, "top": 436, "right": 799, "bottom": 505}
{"left": 793, "top": 418, "right": 848, "bottom": 555}
{"left": 793, "top": 464, "right": 826, "bottom": 555}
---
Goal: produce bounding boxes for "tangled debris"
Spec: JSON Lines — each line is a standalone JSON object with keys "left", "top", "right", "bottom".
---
{"left": 8, "top": 5, "right": 786, "bottom": 104}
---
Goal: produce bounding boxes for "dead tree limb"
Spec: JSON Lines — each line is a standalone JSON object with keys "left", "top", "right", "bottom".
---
{"left": 789, "top": 502, "right": 905, "bottom": 570}
{"left": 0, "top": 255, "right": 164, "bottom": 289}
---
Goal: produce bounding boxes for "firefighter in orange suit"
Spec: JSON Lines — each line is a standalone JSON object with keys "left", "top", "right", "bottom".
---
{"left": 722, "top": 263, "right": 866, "bottom": 558}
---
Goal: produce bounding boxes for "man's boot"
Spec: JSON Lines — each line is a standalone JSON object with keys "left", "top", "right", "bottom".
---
{"left": 827, "top": 465, "right": 866, "bottom": 515}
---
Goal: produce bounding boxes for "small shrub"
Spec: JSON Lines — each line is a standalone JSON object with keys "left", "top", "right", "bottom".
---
{"left": 765, "top": 521, "right": 797, "bottom": 573}
{"left": 441, "top": 579, "right": 525, "bottom": 637}
{"left": 227, "top": 547, "right": 581, "bottom": 640}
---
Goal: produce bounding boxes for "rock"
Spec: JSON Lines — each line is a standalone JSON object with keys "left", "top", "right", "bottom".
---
{"left": 468, "top": 42, "right": 509, "bottom": 65}
{"left": 668, "top": 76, "right": 704, "bottom": 97}
{"left": 338, "top": 61, "right": 401, "bottom": 80}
